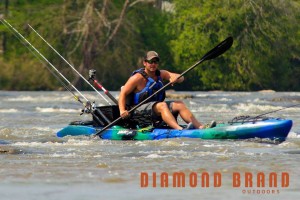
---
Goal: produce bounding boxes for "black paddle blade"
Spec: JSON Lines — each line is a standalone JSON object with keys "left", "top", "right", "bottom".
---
{"left": 202, "top": 36, "right": 233, "bottom": 61}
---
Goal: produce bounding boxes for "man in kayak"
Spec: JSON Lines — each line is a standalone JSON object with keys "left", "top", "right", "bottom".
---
{"left": 119, "top": 51, "right": 213, "bottom": 130}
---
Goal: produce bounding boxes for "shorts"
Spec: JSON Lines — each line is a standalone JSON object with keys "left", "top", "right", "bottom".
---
{"left": 130, "top": 101, "right": 178, "bottom": 128}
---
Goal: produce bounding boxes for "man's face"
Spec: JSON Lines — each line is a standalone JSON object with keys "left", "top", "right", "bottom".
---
{"left": 144, "top": 58, "right": 159, "bottom": 72}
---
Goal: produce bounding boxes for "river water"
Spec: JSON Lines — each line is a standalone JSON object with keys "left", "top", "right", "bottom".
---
{"left": 0, "top": 91, "right": 299, "bottom": 200}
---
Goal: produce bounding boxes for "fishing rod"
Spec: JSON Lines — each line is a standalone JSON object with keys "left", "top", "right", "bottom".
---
{"left": 254, "top": 103, "right": 300, "bottom": 118}
{"left": 228, "top": 102, "right": 300, "bottom": 125}
{"left": 1, "top": 19, "right": 110, "bottom": 125}
{"left": 88, "top": 69, "right": 118, "bottom": 104}
{"left": 1, "top": 19, "right": 88, "bottom": 102}
{"left": 27, "top": 24, "right": 112, "bottom": 105}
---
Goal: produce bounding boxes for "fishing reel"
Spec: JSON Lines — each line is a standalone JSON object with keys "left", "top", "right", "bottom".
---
{"left": 80, "top": 101, "right": 96, "bottom": 115}
{"left": 89, "top": 69, "right": 96, "bottom": 81}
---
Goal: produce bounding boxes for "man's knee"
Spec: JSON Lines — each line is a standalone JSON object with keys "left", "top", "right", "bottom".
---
{"left": 172, "top": 101, "right": 187, "bottom": 110}
{"left": 154, "top": 102, "right": 168, "bottom": 112}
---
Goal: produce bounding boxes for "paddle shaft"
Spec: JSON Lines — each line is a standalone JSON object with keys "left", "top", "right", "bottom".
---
{"left": 94, "top": 36, "right": 233, "bottom": 137}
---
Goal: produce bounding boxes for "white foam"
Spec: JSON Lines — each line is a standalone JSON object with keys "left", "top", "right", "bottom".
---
{"left": 0, "top": 108, "right": 18, "bottom": 113}
{"left": 5, "top": 95, "right": 72, "bottom": 102}
{"left": 32, "top": 127, "right": 52, "bottom": 132}
{"left": 288, "top": 92, "right": 300, "bottom": 96}
{"left": 145, "top": 154, "right": 166, "bottom": 158}
{"left": 234, "top": 103, "right": 282, "bottom": 112}
{"left": 195, "top": 94, "right": 209, "bottom": 97}
{"left": 203, "top": 144, "right": 226, "bottom": 148}
{"left": 219, "top": 98, "right": 232, "bottom": 102}
{"left": 251, "top": 98, "right": 268, "bottom": 103}
{"left": 287, "top": 131, "right": 300, "bottom": 138}
{"left": 191, "top": 104, "right": 231, "bottom": 113}
{"left": 35, "top": 107, "right": 79, "bottom": 113}
{"left": 51, "top": 153, "right": 77, "bottom": 158}
{"left": 12, "top": 139, "right": 93, "bottom": 147}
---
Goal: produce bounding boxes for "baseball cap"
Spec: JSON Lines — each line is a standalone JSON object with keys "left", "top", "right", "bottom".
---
{"left": 145, "top": 51, "right": 159, "bottom": 61}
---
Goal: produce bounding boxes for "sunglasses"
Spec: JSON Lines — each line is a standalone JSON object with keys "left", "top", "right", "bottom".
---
{"left": 146, "top": 59, "right": 159, "bottom": 64}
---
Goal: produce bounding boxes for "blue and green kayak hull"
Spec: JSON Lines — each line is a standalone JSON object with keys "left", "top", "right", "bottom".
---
{"left": 57, "top": 118, "right": 292, "bottom": 142}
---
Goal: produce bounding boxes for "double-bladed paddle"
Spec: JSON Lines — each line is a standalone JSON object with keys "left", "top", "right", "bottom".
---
{"left": 94, "top": 36, "right": 234, "bottom": 137}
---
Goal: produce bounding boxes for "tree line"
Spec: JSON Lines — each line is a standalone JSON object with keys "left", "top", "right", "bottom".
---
{"left": 0, "top": 0, "right": 299, "bottom": 91}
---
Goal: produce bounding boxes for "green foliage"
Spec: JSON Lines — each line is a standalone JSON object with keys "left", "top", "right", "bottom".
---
{"left": 0, "top": 0, "right": 299, "bottom": 91}
{"left": 168, "top": 0, "right": 300, "bottom": 91}
{"left": 128, "top": 3, "right": 173, "bottom": 69}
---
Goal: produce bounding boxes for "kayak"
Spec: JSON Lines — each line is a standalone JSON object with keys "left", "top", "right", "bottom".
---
{"left": 57, "top": 117, "right": 293, "bottom": 143}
